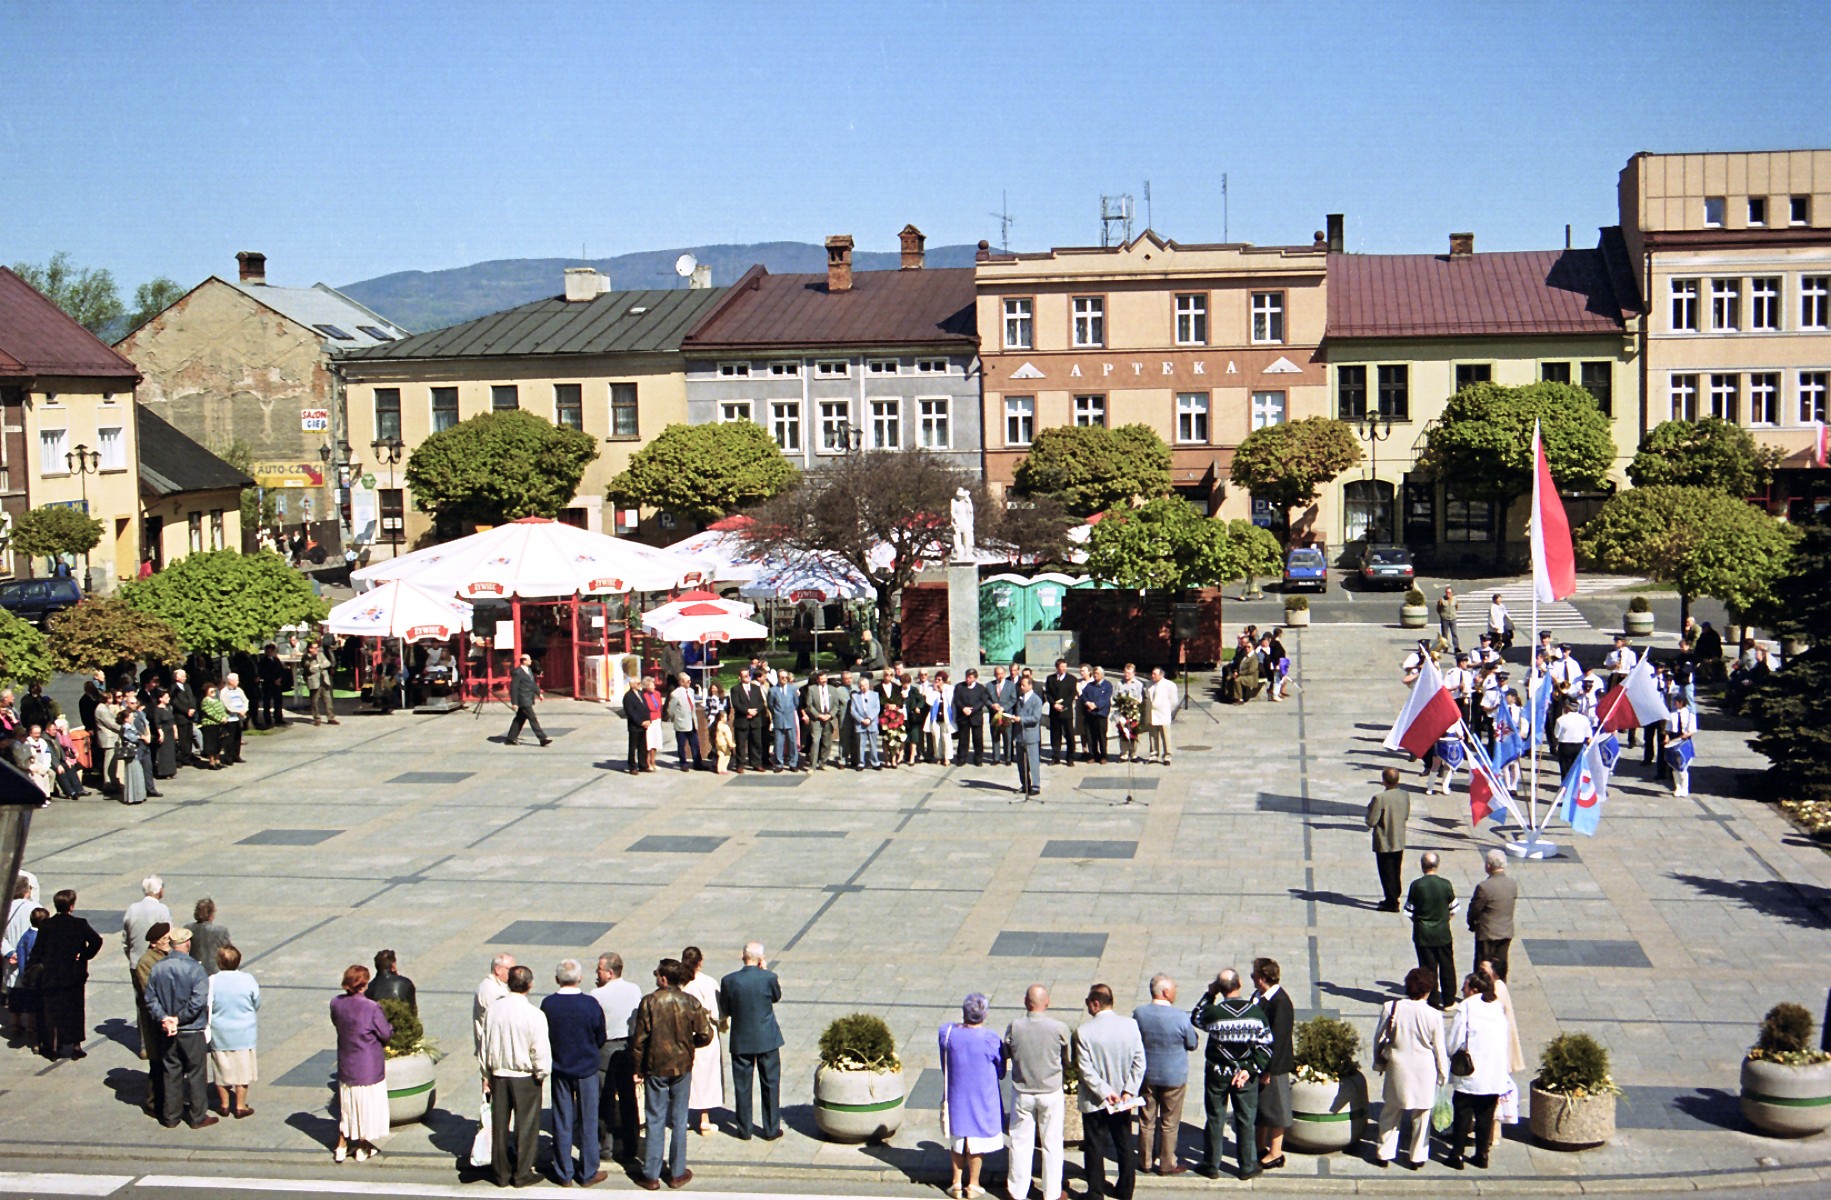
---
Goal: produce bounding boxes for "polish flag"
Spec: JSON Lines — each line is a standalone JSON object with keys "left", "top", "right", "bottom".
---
{"left": 1530, "top": 421, "right": 1577, "bottom": 603}
{"left": 1597, "top": 653, "right": 1671, "bottom": 733}
{"left": 1470, "top": 766, "right": 1496, "bottom": 826}
{"left": 1383, "top": 653, "right": 1463, "bottom": 759}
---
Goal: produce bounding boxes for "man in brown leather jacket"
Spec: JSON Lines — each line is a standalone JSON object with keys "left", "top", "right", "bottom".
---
{"left": 630, "top": 959, "right": 713, "bottom": 1190}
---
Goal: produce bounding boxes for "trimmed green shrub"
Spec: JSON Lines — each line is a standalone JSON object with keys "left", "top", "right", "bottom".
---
{"left": 818, "top": 1012, "right": 900, "bottom": 1072}
{"left": 1537, "top": 1032, "right": 1616, "bottom": 1096}
{"left": 1283, "top": 594, "right": 1309, "bottom": 612}
{"left": 1751, "top": 1002, "right": 1831, "bottom": 1065}
{"left": 378, "top": 998, "right": 426, "bottom": 1058}
{"left": 1292, "top": 1015, "right": 1360, "bottom": 1082}
{"left": 1403, "top": 586, "right": 1427, "bottom": 607}
{"left": 1628, "top": 594, "right": 1652, "bottom": 613}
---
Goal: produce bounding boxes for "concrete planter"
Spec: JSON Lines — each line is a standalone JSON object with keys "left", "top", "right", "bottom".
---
{"left": 1528, "top": 1083, "right": 1615, "bottom": 1148}
{"left": 1741, "top": 1056, "right": 1831, "bottom": 1136}
{"left": 384, "top": 1051, "right": 436, "bottom": 1125}
{"left": 814, "top": 1064, "right": 905, "bottom": 1143}
{"left": 1623, "top": 611, "right": 1655, "bottom": 637}
{"left": 1287, "top": 1073, "right": 1367, "bottom": 1152}
{"left": 1399, "top": 604, "right": 1428, "bottom": 629}
{"left": 1283, "top": 607, "right": 1312, "bottom": 628}
{"left": 1782, "top": 637, "right": 1808, "bottom": 659}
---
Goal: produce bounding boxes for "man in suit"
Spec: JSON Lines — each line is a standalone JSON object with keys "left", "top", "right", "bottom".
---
{"left": 1365, "top": 767, "right": 1409, "bottom": 912}
{"left": 1082, "top": 666, "right": 1114, "bottom": 764}
{"left": 254, "top": 644, "right": 287, "bottom": 730}
{"left": 952, "top": 668, "right": 990, "bottom": 767}
{"left": 987, "top": 666, "right": 1018, "bottom": 765}
{"left": 622, "top": 679, "right": 653, "bottom": 773}
{"left": 835, "top": 670, "right": 857, "bottom": 768}
{"left": 305, "top": 640, "right": 339, "bottom": 726}
{"left": 717, "top": 942, "right": 784, "bottom": 1141}
{"left": 849, "top": 675, "right": 882, "bottom": 770}
{"left": 167, "top": 671, "right": 197, "bottom": 766}
{"left": 731, "top": 668, "right": 768, "bottom": 773}
{"left": 503, "top": 654, "right": 550, "bottom": 747}
{"left": 1467, "top": 849, "right": 1518, "bottom": 981}
{"left": 1043, "top": 659, "right": 1078, "bottom": 765}
{"left": 1013, "top": 674, "right": 1046, "bottom": 797}
{"left": 766, "top": 670, "right": 800, "bottom": 772}
{"left": 802, "top": 669, "right": 840, "bottom": 769}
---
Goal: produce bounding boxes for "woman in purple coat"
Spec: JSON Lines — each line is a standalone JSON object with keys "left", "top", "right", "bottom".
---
{"left": 940, "top": 992, "right": 1005, "bottom": 1199}
{"left": 329, "top": 964, "right": 393, "bottom": 1163}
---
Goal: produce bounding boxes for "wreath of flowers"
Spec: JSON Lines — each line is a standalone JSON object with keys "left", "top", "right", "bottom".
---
{"left": 1112, "top": 691, "right": 1142, "bottom": 739}
{"left": 880, "top": 703, "right": 907, "bottom": 754}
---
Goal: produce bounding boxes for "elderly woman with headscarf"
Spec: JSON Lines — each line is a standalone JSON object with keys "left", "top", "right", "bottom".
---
{"left": 22, "top": 724, "right": 54, "bottom": 796}
{"left": 939, "top": 992, "right": 1005, "bottom": 1199}
{"left": 49, "top": 717, "right": 86, "bottom": 798}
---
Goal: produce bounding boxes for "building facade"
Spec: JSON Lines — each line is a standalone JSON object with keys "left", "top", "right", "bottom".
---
{"left": 681, "top": 229, "right": 981, "bottom": 486}
{"left": 337, "top": 270, "right": 727, "bottom": 553}
{"left": 135, "top": 407, "right": 250, "bottom": 569}
{"left": 1620, "top": 149, "right": 1831, "bottom": 518}
{"left": 974, "top": 229, "right": 1331, "bottom": 529}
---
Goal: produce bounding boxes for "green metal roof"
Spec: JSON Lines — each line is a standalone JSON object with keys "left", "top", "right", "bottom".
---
{"left": 341, "top": 285, "right": 728, "bottom": 361}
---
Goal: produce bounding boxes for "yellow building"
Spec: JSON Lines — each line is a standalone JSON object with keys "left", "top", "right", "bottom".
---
{"left": 975, "top": 229, "right": 1332, "bottom": 531}
{"left": 335, "top": 270, "right": 728, "bottom": 555}
{"left": 1620, "top": 149, "right": 1831, "bottom": 517}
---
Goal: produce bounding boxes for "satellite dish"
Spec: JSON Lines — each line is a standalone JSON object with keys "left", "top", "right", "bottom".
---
{"left": 674, "top": 253, "right": 698, "bottom": 278}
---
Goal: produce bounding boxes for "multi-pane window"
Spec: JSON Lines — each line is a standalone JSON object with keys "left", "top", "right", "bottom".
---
{"left": 818, "top": 401, "right": 852, "bottom": 453}
{"left": 1540, "top": 361, "right": 1572, "bottom": 384}
{"left": 1704, "top": 196, "right": 1726, "bottom": 227}
{"left": 1749, "top": 373, "right": 1780, "bottom": 424}
{"left": 610, "top": 383, "right": 639, "bottom": 439}
{"left": 918, "top": 398, "right": 951, "bottom": 448}
{"left": 1712, "top": 278, "right": 1741, "bottom": 330}
{"left": 1748, "top": 197, "right": 1768, "bottom": 227}
{"left": 97, "top": 425, "right": 125, "bottom": 470}
{"left": 1454, "top": 363, "right": 1492, "bottom": 391}
{"left": 1175, "top": 294, "right": 1208, "bottom": 345}
{"left": 867, "top": 359, "right": 900, "bottom": 375}
{"left": 1670, "top": 278, "right": 1699, "bottom": 331}
{"left": 188, "top": 511, "right": 203, "bottom": 554}
{"left": 770, "top": 401, "right": 801, "bottom": 451}
{"left": 1581, "top": 362, "right": 1613, "bottom": 416}
{"left": 1250, "top": 390, "right": 1286, "bottom": 429}
{"left": 769, "top": 362, "right": 801, "bottom": 377}
{"left": 870, "top": 399, "right": 901, "bottom": 449}
{"left": 1445, "top": 493, "right": 1494, "bottom": 543}
{"left": 39, "top": 427, "right": 68, "bottom": 476}
{"left": 374, "top": 388, "right": 401, "bottom": 440}
{"left": 1709, "top": 373, "right": 1740, "bottom": 422}
{"left": 1073, "top": 394, "right": 1106, "bottom": 427}
{"left": 379, "top": 489, "right": 404, "bottom": 542}
{"left": 1250, "top": 291, "right": 1285, "bottom": 343}
{"left": 1175, "top": 392, "right": 1209, "bottom": 444}
{"left": 1003, "top": 298, "right": 1033, "bottom": 349}
{"left": 1801, "top": 277, "right": 1829, "bottom": 330}
{"left": 1671, "top": 374, "right": 1700, "bottom": 420}
{"left": 1004, "top": 396, "right": 1035, "bottom": 447}
{"left": 210, "top": 510, "right": 225, "bottom": 551}
{"left": 491, "top": 385, "right": 519, "bottom": 411}
{"left": 1800, "top": 371, "right": 1829, "bottom": 424}
{"left": 1376, "top": 364, "right": 1409, "bottom": 420}
{"left": 815, "top": 360, "right": 849, "bottom": 377}
{"left": 431, "top": 386, "right": 459, "bottom": 433}
{"left": 1072, "top": 296, "right": 1104, "bottom": 347}
{"left": 719, "top": 400, "right": 754, "bottom": 424}
{"left": 718, "top": 362, "right": 750, "bottom": 378}
{"left": 1337, "top": 365, "right": 1368, "bottom": 420}
{"left": 916, "top": 358, "right": 949, "bottom": 374}
{"left": 1750, "top": 278, "right": 1782, "bottom": 331}
{"left": 554, "top": 383, "right": 583, "bottom": 430}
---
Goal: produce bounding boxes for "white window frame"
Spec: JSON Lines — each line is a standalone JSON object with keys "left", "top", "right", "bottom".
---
{"left": 718, "top": 362, "right": 751, "bottom": 378}
{"left": 39, "top": 427, "right": 69, "bottom": 477}
{"left": 1749, "top": 372, "right": 1780, "bottom": 425}
{"left": 868, "top": 398, "right": 901, "bottom": 449}
{"left": 1004, "top": 396, "right": 1035, "bottom": 447}
{"left": 770, "top": 400, "right": 801, "bottom": 451}
{"left": 1670, "top": 374, "right": 1699, "bottom": 421}
{"left": 430, "top": 386, "right": 460, "bottom": 433}
{"left": 97, "top": 425, "right": 125, "bottom": 471}
{"left": 1800, "top": 371, "right": 1829, "bottom": 424}
{"left": 1711, "top": 278, "right": 1741, "bottom": 331}
{"left": 1174, "top": 293, "right": 1208, "bottom": 345}
{"left": 915, "top": 358, "right": 949, "bottom": 374}
{"left": 1670, "top": 278, "right": 1699, "bottom": 331}
{"left": 1704, "top": 196, "right": 1726, "bottom": 227}
{"left": 917, "top": 396, "right": 951, "bottom": 449}
{"left": 209, "top": 510, "right": 225, "bottom": 551}
{"left": 1072, "top": 296, "right": 1105, "bottom": 347}
{"left": 1709, "top": 373, "right": 1740, "bottom": 421}
{"left": 1003, "top": 297, "right": 1033, "bottom": 349}
{"left": 768, "top": 361, "right": 801, "bottom": 377}
{"left": 719, "top": 400, "right": 755, "bottom": 424}
{"left": 1750, "top": 277, "right": 1782, "bottom": 331}
{"left": 1251, "top": 291, "right": 1286, "bottom": 344}
{"left": 815, "top": 360, "right": 849, "bottom": 378}
{"left": 1073, "top": 394, "right": 1106, "bottom": 427}
{"left": 1251, "top": 390, "right": 1287, "bottom": 429}
{"left": 817, "top": 400, "right": 852, "bottom": 454}
{"left": 866, "top": 359, "right": 900, "bottom": 376}
{"left": 1801, "top": 277, "right": 1829, "bottom": 330}
{"left": 1175, "top": 392, "right": 1209, "bottom": 444}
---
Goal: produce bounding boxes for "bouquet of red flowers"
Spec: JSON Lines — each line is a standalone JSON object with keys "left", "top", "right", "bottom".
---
{"left": 1113, "top": 692, "right": 1142, "bottom": 742}
{"left": 880, "top": 703, "right": 907, "bottom": 756}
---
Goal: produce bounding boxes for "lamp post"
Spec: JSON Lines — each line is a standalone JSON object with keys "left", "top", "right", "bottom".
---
{"left": 838, "top": 421, "right": 866, "bottom": 455}
{"left": 371, "top": 435, "right": 405, "bottom": 548}
{"left": 65, "top": 444, "right": 100, "bottom": 508}
{"left": 1356, "top": 415, "right": 1394, "bottom": 543}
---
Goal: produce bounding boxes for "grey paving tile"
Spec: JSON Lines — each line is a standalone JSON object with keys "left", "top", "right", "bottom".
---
{"left": 1616, "top": 1085, "right": 1741, "bottom": 1131}
{"left": 906, "top": 1067, "right": 943, "bottom": 1109}
{"left": 629, "top": 835, "right": 728, "bottom": 853}
{"left": 1523, "top": 937, "right": 1652, "bottom": 968}
{"left": 1079, "top": 776, "right": 1158, "bottom": 791}
{"left": 236, "top": 828, "right": 341, "bottom": 846}
{"left": 1042, "top": 839, "right": 1138, "bottom": 860}
{"left": 489, "top": 919, "right": 613, "bottom": 946}
{"left": 990, "top": 931, "right": 1108, "bottom": 958}
{"left": 270, "top": 1048, "right": 339, "bottom": 1089}
{"left": 388, "top": 770, "right": 476, "bottom": 784}
{"left": 729, "top": 774, "right": 806, "bottom": 787}
{"left": 758, "top": 830, "right": 848, "bottom": 839}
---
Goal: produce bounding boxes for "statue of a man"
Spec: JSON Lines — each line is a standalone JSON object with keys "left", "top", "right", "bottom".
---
{"left": 950, "top": 487, "right": 975, "bottom": 559}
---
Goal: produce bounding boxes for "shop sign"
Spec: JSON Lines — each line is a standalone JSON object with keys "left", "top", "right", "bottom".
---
{"left": 300, "top": 408, "right": 330, "bottom": 431}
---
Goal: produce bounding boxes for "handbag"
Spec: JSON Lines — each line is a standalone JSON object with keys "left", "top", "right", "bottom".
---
{"left": 1451, "top": 1021, "right": 1475, "bottom": 1077}
{"left": 1372, "top": 1002, "right": 1395, "bottom": 1071}
{"left": 938, "top": 1023, "right": 953, "bottom": 1138}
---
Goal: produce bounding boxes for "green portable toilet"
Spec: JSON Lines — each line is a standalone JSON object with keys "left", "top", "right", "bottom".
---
{"left": 979, "top": 575, "right": 1027, "bottom": 663}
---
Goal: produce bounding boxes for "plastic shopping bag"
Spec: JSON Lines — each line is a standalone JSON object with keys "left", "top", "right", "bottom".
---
{"left": 1430, "top": 1085, "right": 1455, "bottom": 1133}
{"left": 470, "top": 1098, "right": 493, "bottom": 1167}
{"left": 1498, "top": 1076, "right": 1520, "bottom": 1124}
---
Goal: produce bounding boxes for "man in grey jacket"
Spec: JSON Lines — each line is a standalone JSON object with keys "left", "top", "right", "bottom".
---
{"left": 1005, "top": 984, "right": 1071, "bottom": 1200}
{"left": 1366, "top": 767, "right": 1410, "bottom": 912}
{"left": 1467, "top": 848, "right": 1518, "bottom": 981}
{"left": 1075, "top": 983, "right": 1146, "bottom": 1200}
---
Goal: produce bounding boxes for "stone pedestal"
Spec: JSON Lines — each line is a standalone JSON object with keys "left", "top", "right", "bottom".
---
{"left": 948, "top": 560, "right": 980, "bottom": 670}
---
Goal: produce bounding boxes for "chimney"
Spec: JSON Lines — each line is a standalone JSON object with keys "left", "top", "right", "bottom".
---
{"left": 235, "top": 251, "right": 266, "bottom": 284}
{"left": 1326, "top": 214, "right": 1344, "bottom": 253}
{"left": 899, "top": 224, "right": 926, "bottom": 270}
{"left": 826, "top": 234, "right": 854, "bottom": 292}
{"left": 563, "top": 267, "right": 611, "bottom": 302}
{"left": 1449, "top": 231, "right": 1475, "bottom": 258}
{"left": 689, "top": 263, "right": 712, "bottom": 290}
{"left": 976, "top": 239, "right": 992, "bottom": 263}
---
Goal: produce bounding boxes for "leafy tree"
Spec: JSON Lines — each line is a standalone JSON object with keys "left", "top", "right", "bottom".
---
{"left": 10, "top": 505, "right": 104, "bottom": 563}
{"left": 1229, "top": 417, "right": 1362, "bottom": 543}
{"left": 606, "top": 421, "right": 800, "bottom": 522}
{"left": 1085, "top": 498, "right": 1263, "bottom": 591}
{"left": 1012, "top": 424, "right": 1172, "bottom": 517}
{"left": 1217, "top": 518, "right": 1285, "bottom": 586}
{"left": 1747, "top": 517, "right": 1831, "bottom": 801}
{"left": 0, "top": 609, "right": 53, "bottom": 687}
{"left": 1577, "top": 485, "right": 1800, "bottom": 628}
{"left": 1418, "top": 382, "right": 1615, "bottom": 564}
{"left": 404, "top": 410, "right": 598, "bottom": 528}
{"left": 213, "top": 440, "right": 278, "bottom": 536}
{"left": 9, "top": 252, "right": 125, "bottom": 336}
{"left": 127, "top": 277, "right": 184, "bottom": 334}
{"left": 123, "top": 550, "right": 327, "bottom": 653}
{"left": 1627, "top": 417, "right": 1780, "bottom": 495}
{"left": 47, "top": 598, "right": 184, "bottom": 673}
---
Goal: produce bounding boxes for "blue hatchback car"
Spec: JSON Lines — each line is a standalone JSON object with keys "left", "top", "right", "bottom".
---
{"left": 1282, "top": 547, "right": 1329, "bottom": 593}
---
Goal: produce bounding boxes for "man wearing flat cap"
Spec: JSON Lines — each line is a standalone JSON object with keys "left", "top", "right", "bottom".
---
{"left": 133, "top": 921, "right": 173, "bottom": 1109}
{"left": 145, "top": 925, "right": 216, "bottom": 1128}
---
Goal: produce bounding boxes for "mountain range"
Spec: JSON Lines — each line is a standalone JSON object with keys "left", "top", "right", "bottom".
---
{"left": 338, "top": 241, "right": 987, "bottom": 334}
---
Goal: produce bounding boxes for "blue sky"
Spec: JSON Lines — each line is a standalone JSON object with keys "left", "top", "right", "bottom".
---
{"left": 4, "top": 1, "right": 1827, "bottom": 293}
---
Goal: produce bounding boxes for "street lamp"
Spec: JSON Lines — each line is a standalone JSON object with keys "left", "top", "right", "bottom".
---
{"left": 65, "top": 444, "right": 100, "bottom": 508}
{"left": 371, "top": 435, "right": 405, "bottom": 547}
{"left": 838, "top": 422, "right": 866, "bottom": 455}
{"left": 1356, "top": 415, "right": 1394, "bottom": 543}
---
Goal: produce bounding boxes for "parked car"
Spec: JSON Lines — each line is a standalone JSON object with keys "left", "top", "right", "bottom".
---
{"left": 0, "top": 577, "right": 83, "bottom": 626}
{"left": 1354, "top": 544, "right": 1416, "bottom": 589}
{"left": 1282, "top": 547, "right": 1329, "bottom": 593}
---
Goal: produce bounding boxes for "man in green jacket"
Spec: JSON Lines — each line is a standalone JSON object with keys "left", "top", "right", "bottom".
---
{"left": 1365, "top": 767, "right": 1409, "bottom": 912}
{"left": 1405, "top": 851, "right": 1459, "bottom": 1010}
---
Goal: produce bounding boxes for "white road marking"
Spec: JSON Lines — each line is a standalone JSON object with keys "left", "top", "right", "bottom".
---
{"left": 0, "top": 1174, "right": 133, "bottom": 1196}
{"left": 137, "top": 1179, "right": 895, "bottom": 1200}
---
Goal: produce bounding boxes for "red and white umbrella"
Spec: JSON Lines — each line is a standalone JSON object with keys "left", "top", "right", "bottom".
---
{"left": 324, "top": 580, "right": 473, "bottom": 641}
{"left": 646, "top": 602, "right": 769, "bottom": 645}
{"left": 353, "top": 516, "right": 708, "bottom": 599}
{"left": 640, "top": 589, "right": 755, "bottom": 631}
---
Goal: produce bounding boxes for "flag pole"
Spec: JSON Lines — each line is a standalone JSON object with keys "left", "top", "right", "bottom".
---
{"left": 1528, "top": 419, "right": 1543, "bottom": 838}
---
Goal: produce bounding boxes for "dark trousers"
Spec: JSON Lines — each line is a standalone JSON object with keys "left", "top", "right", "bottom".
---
{"left": 733, "top": 723, "right": 762, "bottom": 770}
{"left": 1139, "top": 1082, "right": 1186, "bottom": 1171}
{"left": 144, "top": 1022, "right": 167, "bottom": 1113}
{"left": 1204, "top": 1073, "right": 1259, "bottom": 1176}
{"left": 600, "top": 1040, "right": 638, "bottom": 1156}
{"left": 991, "top": 720, "right": 1014, "bottom": 764}
{"left": 1084, "top": 713, "right": 1109, "bottom": 762}
{"left": 256, "top": 683, "right": 285, "bottom": 727}
{"left": 675, "top": 729, "right": 703, "bottom": 769}
{"left": 1048, "top": 712, "right": 1074, "bottom": 763}
{"left": 1375, "top": 850, "right": 1403, "bottom": 908}
{"left": 507, "top": 705, "right": 547, "bottom": 745}
{"left": 642, "top": 1072, "right": 690, "bottom": 1183}
{"left": 551, "top": 1070, "right": 601, "bottom": 1184}
{"left": 1448, "top": 1091, "right": 1500, "bottom": 1163}
{"left": 174, "top": 714, "right": 195, "bottom": 762}
{"left": 731, "top": 1048, "right": 781, "bottom": 1138}
{"left": 221, "top": 720, "right": 243, "bottom": 764}
{"left": 627, "top": 722, "right": 646, "bottom": 770}
{"left": 955, "top": 718, "right": 984, "bottom": 766}
{"left": 160, "top": 1028, "right": 209, "bottom": 1126}
{"left": 489, "top": 1072, "right": 541, "bottom": 1186}
{"left": 1415, "top": 941, "right": 1456, "bottom": 1009}
{"left": 1476, "top": 937, "right": 1511, "bottom": 982}
{"left": 1556, "top": 742, "right": 1581, "bottom": 781}
{"left": 1082, "top": 1107, "right": 1136, "bottom": 1200}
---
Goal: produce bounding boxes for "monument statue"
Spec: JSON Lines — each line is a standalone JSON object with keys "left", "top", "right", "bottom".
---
{"left": 950, "top": 487, "right": 975, "bottom": 560}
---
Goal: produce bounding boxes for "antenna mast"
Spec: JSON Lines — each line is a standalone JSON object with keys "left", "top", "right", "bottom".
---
{"left": 1099, "top": 193, "right": 1134, "bottom": 247}
{"left": 1222, "top": 173, "right": 1230, "bottom": 242}
{"left": 1144, "top": 180, "right": 1152, "bottom": 231}
{"left": 988, "top": 192, "right": 1016, "bottom": 253}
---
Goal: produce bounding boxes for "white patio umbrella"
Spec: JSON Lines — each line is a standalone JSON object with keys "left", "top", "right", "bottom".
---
{"left": 324, "top": 580, "right": 474, "bottom": 641}
{"left": 641, "top": 590, "right": 756, "bottom": 632}
{"left": 352, "top": 516, "right": 708, "bottom": 599}
{"left": 647, "top": 602, "right": 770, "bottom": 644}
{"left": 736, "top": 554, "right": 878, "bottom": 602}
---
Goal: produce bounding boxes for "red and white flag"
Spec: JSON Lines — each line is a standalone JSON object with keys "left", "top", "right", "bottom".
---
{"left": 1383, "top": 653, "right": 1463, "bottom": 758}
{"left": 1530, "top": 420, "right": 1576, "bottom": 603}
{"left": 1598, "top": 653, "right": 1671, "bottom": 733}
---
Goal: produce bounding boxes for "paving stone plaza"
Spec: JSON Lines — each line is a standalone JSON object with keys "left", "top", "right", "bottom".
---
{"left": 4, "top": 622, "right": 1829, "bottom": 1195}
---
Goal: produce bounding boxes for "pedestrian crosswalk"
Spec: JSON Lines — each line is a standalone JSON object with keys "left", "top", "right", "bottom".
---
{"left": 1455, "top": 580, "right": 1593, "bottom": 633}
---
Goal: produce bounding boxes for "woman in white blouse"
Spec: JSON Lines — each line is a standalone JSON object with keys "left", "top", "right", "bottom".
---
{"left": 1445, "top": 971, "right": 1515, "bottom": 1170}
{"left": 925, "top": 671, "right": 953, "bottom": 765}
{"left": 1374, "top": 967, "right": 1449, "bottom": 1168}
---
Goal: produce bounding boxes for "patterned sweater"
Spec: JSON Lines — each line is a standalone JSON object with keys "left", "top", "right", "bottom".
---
{"left": 1191, "top": 994, "right": 1272, "bottom": 1077}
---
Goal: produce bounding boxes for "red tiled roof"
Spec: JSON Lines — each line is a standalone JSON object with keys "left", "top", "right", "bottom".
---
{"left": 683, "top": 266, "right": 976, "bottom": 350}
{"left": 1326, "top": 247, "right": 1628, "bottom": 340}
{"left": 0, "top": 267, "right": 140, "bottom": 381}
